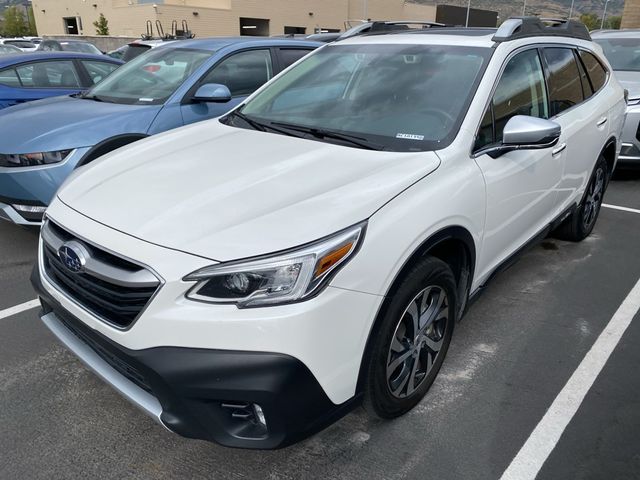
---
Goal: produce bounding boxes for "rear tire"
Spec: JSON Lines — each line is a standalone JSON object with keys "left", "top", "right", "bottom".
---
{"left": 363, "top": 256, "right": 456, "bottom": 419}
{"left": 554, "top": 155, "right": 608, "bottom": 242}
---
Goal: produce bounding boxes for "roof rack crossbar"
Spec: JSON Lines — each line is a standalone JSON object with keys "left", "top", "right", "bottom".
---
{"left": 492, "top": 16, "right": 591, "bottom": 43}
{"left": 369, "top": 20, "right": 446, "bottom": 32}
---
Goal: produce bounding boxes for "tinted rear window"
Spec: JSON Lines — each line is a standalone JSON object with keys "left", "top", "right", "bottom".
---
{"left": 543, "top": 47, "right": 583, "bottom": 116}
{"left": 579, "top": 50, "right": 608, "bottom": 92}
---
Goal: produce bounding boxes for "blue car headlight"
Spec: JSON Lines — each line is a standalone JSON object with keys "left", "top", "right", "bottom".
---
{"left": 0, "top": 150, "right": 71, "bottom": 167}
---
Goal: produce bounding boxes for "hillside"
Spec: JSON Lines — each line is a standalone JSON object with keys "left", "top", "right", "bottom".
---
{"left": 410, "top": 0, "right": 624, "bottom": 20}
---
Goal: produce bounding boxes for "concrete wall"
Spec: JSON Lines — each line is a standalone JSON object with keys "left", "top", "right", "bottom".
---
{"left": 32, "top": 0, "right": 436, "bottom": 37}
{"left": 42, "top": 35, "right": 139, "bottom": 52}
{"left": 622, "top": 0, "right": 640, "bottom": 28}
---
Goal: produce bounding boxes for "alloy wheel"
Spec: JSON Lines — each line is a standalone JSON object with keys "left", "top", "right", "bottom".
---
{"left": 386, "top": 285, "right": 449, "bottom": 399}
{"left": 582, "top": 166, "right": 605, "bottom": 230}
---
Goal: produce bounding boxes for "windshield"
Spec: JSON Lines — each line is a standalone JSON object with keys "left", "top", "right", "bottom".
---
{"left": 235, "top": 44, "right": 491, "bottom": 152}
{"left": 594, "top": 38, "right": 640, "bottom": 72}
{"left": 86, "top": 47, "right": 212, "bottom": 105}
{"left": 62, "top": 42, "right": 101, "bottom": 55}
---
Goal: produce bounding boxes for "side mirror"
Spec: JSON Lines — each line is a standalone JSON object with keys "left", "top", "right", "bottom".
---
{"left": 191, "top": 83, "right": 232, "bottom": 103}
{"left": 482, "top": 115, "right": 561, "bottom": 158}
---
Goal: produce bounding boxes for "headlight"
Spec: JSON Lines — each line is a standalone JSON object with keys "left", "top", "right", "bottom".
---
{"left": 0, "top": 150, "right": 71, "bottom": 167}
{"left": 184, "top": 222, "right": 367, "bottom": 308}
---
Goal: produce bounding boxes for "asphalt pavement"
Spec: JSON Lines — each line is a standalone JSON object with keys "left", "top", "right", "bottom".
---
{"left": 1, "top": 174, "right": 639, "bottom": 480}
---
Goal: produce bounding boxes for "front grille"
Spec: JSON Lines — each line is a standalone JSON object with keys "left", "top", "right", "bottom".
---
{"left": 41, "top": 220, "right": 161, "bottom": 329}
{"left": 55, "top": 306, "right": 152, "bottom": 393}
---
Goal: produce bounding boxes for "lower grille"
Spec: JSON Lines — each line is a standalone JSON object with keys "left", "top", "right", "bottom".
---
{"left": 41, "top": 220, "right": 161, "bottom": 329}
{"left": 55, "top": 306, "right": 152, "bottom": 393}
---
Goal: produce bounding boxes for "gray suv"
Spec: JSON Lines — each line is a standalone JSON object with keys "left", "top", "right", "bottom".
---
{"left": 593, "top": 30, "right": 640, "bottom": 165}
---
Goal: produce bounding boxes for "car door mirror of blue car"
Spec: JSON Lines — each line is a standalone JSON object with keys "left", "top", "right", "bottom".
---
{"left": 476, "top": 115, "right": 561, "bottom": 159}
{"left": 191, "top": 83, "right": 232, "bottom": 103}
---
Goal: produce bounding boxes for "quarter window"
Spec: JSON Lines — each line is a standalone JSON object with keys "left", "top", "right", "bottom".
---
{"left": 201, "top": 49, "right": 273, "bottom": 97}
{"left": 579, "top": 50, "right": 607, "bottom": 93}
{"left": 278, "top": 48, "right": 314, "bottom": 69}
{"left": 542, "top": 48, "right": 583, "bottom": 116}
{"left": 15, "top": 61, "right": 80, "bottom": 88}
{"left": 81, "top": 60, "right": 119, "bottom": 85}
{"left": 475, "top": 49, "right": 548, "bottom": 150}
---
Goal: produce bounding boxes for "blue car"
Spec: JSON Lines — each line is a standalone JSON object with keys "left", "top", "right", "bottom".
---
{"left": 0, "top": 38, "right": 320, "bottom": 225}
{"left": 0, "top": 52, "right": 122, "bottom": 109}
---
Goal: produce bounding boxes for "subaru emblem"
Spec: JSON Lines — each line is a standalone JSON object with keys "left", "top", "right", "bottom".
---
{"left": 58, "top": 241, "right": 87, "bottom": 273}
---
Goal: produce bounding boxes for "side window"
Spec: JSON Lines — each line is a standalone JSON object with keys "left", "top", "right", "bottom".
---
{"left": 201, "top": 49, "right": 273, "bottom": 97}
{"left": 278, "top": 48, "right": 313, "bottom": 70}
{"left": 81, "top": 60, "right": 119, "bottom": 85}
{"left": 542, "top": 48, "right": 584, "bottom": 116}
{"left": 475, "top": 49, "right": 548, "bottom": 150}
{"left": 15, "top": 61, "right": 80, "bottom": 88}
{"left": 579, "top": 50, "right": 607, "bottom": 93}
{"left": 0, "top": 68, "right": 20, "bottom": 87}
{"left": 575, "top": 51, "right": 594, "bottom": 100}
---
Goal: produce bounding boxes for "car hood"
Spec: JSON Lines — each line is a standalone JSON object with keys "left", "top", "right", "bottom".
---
{"left": 58, "top": 121, "right": 441, "bottom": 261}
{"left": 614, "top": 71, "right": 640, "bottom": 100}
{"left": 0, "top": 96, "right": 161, "bottom": 153}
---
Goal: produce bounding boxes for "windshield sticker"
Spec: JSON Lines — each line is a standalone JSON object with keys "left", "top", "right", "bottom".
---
{"left": 138, "top": 98, "right": 155, "bottom": 102}
{"left": 396, "top": 133, "right": 425, "bottom": 141}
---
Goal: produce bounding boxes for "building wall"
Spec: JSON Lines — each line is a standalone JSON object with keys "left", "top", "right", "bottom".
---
{"left": 622, "top": 0, "right": 640, "bottom": 28}
{"left": 32, "top": 0, "right": 436, "bottom": 37}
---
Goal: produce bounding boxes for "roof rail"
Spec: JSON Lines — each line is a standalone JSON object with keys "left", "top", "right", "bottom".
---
{"left": 492, "top": 16, "right": 591, "bottom": 43}
{"left": 338, "top": 20, "right": 446, "bottom": 40}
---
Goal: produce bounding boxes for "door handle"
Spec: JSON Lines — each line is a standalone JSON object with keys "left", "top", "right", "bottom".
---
{"left": 552, "top": 143, "right": 567, "bottom": 156}
{"left": 597, "top": 117, "right": 608, "bottom": 127}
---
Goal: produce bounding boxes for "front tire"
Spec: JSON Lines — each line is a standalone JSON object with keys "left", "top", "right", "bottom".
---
{"left": 363, "top": 256, "right": 457, "bottom": 418}
{"left": 554, "top": 155, "right": 608, "bottom": 242}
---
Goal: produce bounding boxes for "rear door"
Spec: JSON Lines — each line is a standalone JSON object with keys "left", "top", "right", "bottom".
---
{"left": 0, "top": 60, "right": 83, "bottom": 108}
{"left": 541, "top": 47, "right": 610, "bottom": 210}
{"left": 180, "top": 48, "right": 274, "bottom": 126}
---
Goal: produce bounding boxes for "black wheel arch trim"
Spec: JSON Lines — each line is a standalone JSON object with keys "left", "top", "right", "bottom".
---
{"left": 355, "top": 225, "right": 476, "bottom": 394}
{"left": 77, "top": 134, "right": 148, "bottom": 168}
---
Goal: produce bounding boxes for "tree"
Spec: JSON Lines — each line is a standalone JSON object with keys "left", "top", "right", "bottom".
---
{"left": 93, "top": 13, "right": 109, "bottom": 36}
{"left": 579, "top": 12, "right": 600, "bottom": 31}
{"left": 605, "top": 16, "right": 622, "bottom": 30}
{"left": 2, "top": 6, "right": 29, "bottom": 37}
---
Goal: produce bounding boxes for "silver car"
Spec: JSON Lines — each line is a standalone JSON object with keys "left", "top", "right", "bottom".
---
{"left": 593, "top": 30, "right": 640, "bottom": 165}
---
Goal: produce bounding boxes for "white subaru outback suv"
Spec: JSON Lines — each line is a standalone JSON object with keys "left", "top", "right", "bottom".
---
{"left": 32, "top": 17, "right": 625, "bottom": 449}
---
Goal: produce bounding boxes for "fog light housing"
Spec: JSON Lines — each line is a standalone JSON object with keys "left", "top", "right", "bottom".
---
{"left": 220, "top": 402, "right": 268, "bottom": 439}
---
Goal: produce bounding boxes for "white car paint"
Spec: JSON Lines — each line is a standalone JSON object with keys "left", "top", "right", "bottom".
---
{"left": 40, "top": 30, "right": 625, "bottom": 409}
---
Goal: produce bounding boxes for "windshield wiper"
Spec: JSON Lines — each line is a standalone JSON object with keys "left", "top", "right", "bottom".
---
{"left": 79, "top": 93, "right": 114, "bottom": 103}
{"left": 269, "top": 122, "right": 384, "bottom": 151}
{"left": 228, "top": 111, "right": 305, "bottom": 138}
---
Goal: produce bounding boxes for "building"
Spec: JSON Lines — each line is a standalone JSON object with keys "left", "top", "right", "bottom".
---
{"left": 622, "top": 0, "right": 640, "bottom": 28}
{"left": 31, "top": 0, "right": 436, "bottom": 38}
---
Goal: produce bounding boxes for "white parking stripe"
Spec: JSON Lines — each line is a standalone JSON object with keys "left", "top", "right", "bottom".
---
{"left": 0, "top": 299, "right": 40, "bottom": 320}
{"left": 500, "top": 277, "right": 640, "bottom": 480}
{"left": 603, "top": 203, "right": 640, "bottom": 215}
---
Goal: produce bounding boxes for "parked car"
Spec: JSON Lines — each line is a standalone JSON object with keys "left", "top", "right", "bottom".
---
{"left": 107, "top": 39, "right": 175, "bottom": 62}
{"left": 0, "top": 52, "right": 122, "bottom": 110}
{"left": 0, "top": 37, "right": 320, "bottom": 225}
{"left": 0, "top": 38, "right": 38, "bottom": 52}
{"left": 592, "top": 29, "right": 640, "bottom": 166}
{"left": 0, "top": 44, "right": 22, "bottom": 55}
{"left": 30, "top": 18, "right": 624, "bottom": 448}
{"left": 38, "top": 39, "right": 103, "bottom": 55}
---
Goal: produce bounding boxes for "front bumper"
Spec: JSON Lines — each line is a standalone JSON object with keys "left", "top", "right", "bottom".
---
{"left": 0, "top": 147, "right": 90, "bottom": 224}
{"left": 32, "top": 265, "right": 361, "bottom": 449}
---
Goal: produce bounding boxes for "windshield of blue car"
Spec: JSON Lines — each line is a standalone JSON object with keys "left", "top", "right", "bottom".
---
{"left": 594, "top": 38, "right": 640, "bottom": 72}
{"left": 85, "top": 47, "right": 212, "bottom": 105}
{"left": 234, "top": 43, "right": 492, "bottom": 152}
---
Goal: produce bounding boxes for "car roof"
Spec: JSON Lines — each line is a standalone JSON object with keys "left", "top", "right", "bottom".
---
{"left": 336, "top": 29, "right": 499, "bottom": 48}
{"left": 0, "top": 51, "right": 122, "bottom": 68}
{"left": 142, "top": 36, "right": 322, "bottom": 52}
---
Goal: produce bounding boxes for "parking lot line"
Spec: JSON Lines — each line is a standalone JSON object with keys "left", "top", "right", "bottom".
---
{"left": 603, "top": 203, "right": 640, "bottom": 215}
{"left": 0, "top": 299, "right": 40, "bottom": 321}
{"left": 499, "top": 277, "right": 640, "bottom": 480}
